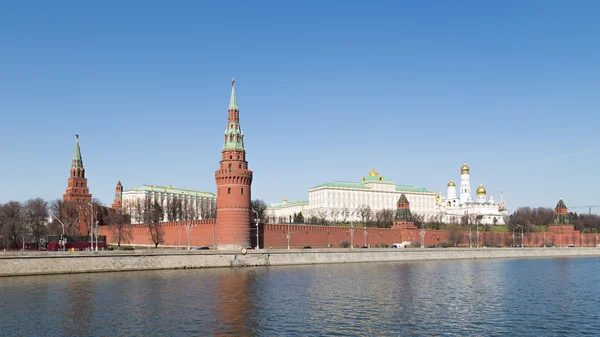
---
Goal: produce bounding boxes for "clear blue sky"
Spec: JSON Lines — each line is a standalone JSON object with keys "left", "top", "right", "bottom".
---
{"left": 1, "top": 1, "right": 599, "bottom": 213}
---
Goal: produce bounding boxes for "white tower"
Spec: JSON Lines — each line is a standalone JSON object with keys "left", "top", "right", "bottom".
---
{"left": 476, "top": 183, "right": 487, "bottom": 203}
{"left": 459, "top": 160, "right": 472, "bottom": 204}
{"left": 447, "top": 180, "right": 457, "bottom": 200}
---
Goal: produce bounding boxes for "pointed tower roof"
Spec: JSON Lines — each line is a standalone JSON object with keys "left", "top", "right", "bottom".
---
{"left": 395, "top": 193, "right": 413, "bottom": 221}
{"left": 229, "top": 78, "right": 238, "bottom": 110}
{"left": 551, "top": 198, "right": 570, "bottom": 225}
{"left": 71, "top": 134, "right": 84, "bottom": 169}
{"left": 117, "top": 180, "right": 122, "bottom": 186}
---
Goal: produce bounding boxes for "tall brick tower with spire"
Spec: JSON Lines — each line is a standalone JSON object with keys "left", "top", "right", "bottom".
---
{"left": 63, "top": 134, "right": 92, "bottom": 234}
{"left": 214, "top": 79, "right": 253, "bottom": 250}
{"left": 111, "top": 180, "right": 123, "bottom": 210}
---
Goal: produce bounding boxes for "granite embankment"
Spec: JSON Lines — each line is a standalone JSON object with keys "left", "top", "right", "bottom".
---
{"left": 1, "top": 248, "right": 600, "bottom": 277}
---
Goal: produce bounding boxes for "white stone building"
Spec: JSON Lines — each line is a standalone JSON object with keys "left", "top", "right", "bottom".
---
{"left": 122, "top": 184, "right": 216, "bottom": 224}
{"left": 267, "top": 169, "right": 437, "bottom": 223}
{"left": 266, "top": 198, "right": 309, "bottom": 223}
{"left": 435, "top": 161, "right": 508, "bottom": 225}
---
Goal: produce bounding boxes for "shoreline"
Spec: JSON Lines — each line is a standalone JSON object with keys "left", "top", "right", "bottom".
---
{"left": 1, "top": 247, "right": 599, "bottom": 277}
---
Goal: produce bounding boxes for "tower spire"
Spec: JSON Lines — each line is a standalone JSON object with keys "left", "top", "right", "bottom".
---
{"left": 72, "top": 134, "right": 84, "bottom": 169}
{"left": 229, "top": 78, "right": 238, "bottom": 111}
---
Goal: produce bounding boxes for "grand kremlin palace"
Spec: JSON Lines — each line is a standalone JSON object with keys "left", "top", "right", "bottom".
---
{"left": 267, "top": 162, "right": 507, "bottom": 225}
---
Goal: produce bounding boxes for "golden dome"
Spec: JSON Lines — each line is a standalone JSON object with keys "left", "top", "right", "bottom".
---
{"left": 461, "top": 160, "right": 469, "bottom": 174}
{"left": 368, "top": 168, "right": 379, "bottom": 176}
{"left": 447, "top": 180, "right": 456, "bottom": 187}
{"left": 476, "top": 183, "right": 486, "bottom": 195}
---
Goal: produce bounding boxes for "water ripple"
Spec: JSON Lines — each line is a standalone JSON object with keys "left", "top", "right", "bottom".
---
{"left": 1, "top": 257, "right": 600, "bottom": 335}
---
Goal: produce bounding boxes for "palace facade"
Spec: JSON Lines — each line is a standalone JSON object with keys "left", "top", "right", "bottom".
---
{"left": 121, "top": 184, "right": 216, "bottom": 223}
{"left": 267, "top": 169, "right": 437, "bottom": 223}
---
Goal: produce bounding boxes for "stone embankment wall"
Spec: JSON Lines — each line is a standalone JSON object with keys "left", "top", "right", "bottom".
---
{"left": 2, "top": 248, "right": 600, "bottom": 277}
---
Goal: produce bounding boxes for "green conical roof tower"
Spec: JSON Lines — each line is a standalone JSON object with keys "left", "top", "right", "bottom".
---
{"left": 71, "top": 134, "right": 84, "bottom": 170}
{"left": 395, "top": 194, "right": 413, "bottom": 221}
{"left": 223, "top": 79, "right": 245, "bottom": 151}
{"left": 550, "top": 198, "right": 570, "bottom": 225}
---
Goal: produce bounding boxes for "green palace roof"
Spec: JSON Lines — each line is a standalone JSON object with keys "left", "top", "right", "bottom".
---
{"left": 267, "top": 200, "right": 309, "bottom": 210}
{"left": 309, "top": 169, "right": 433, "bottom": 193}
{"left": 125, "top": 184, "right": 216, "bottom": 199}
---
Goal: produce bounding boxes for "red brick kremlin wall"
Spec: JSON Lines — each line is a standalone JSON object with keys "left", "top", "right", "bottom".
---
{"left": 99, "top": 222, "right": 597, "bottom": 248}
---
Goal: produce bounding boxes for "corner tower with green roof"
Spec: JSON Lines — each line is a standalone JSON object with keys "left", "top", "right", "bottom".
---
{"left": 214, "top": 79, "right": 254, "bottom": 250}
{"left": 550, "top": 198, "right": 571, "bottom": 225}
{"left": 63, "top": 134, "right": 93, "bottom": 234}
{"left": 392, "top": 194, "right": 416, "bottom": 229}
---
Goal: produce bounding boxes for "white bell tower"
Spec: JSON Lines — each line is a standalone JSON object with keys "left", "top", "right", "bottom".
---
{"left": 459, "top": 160, "right": 471, "bottom": 204}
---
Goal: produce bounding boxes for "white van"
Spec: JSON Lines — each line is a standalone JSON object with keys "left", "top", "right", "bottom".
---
{"left": 392, "top": 242, "right": 411, "bottom": 248}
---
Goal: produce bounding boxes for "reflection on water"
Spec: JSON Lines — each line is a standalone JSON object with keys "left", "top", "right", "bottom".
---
{"left": 1, "top": 257, "right": 600, "bottom": 336}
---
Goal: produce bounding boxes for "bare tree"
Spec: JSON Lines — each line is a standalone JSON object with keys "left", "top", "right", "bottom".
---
{"left": 316, "top": 209, "right": 329, "bottom": 225}
{"left": 138, "top": 197, "right": 165, "bottom": 248}
{"left": 329, "top": 209, "right": 340, "bottom": 225}
{"left": 167, "top": 196, "right": 183, "bottom": 222}
{"left": 107, "top": 210, "right": 131, "bottom": 249}
{"left": 251, "top": 199, "right": 268, "bottom": 223}
{"left": 447, "top": 225, "right": 465, "bottom": 247}
{"left": 199, "top": 198, "right": 216, "bottom": 220}
{"left": 23, "top": 198, "right": 48, "bottom": 249}
{"left": 375, "top": 209, "right": 395, "bottom": 228}
{"left": 357, "top": 205, "right": 372, "bottom": 227}
{"left": 340, "top": 208, "right": 352, "bottom": 224}
{"left": 0, "top": 201, "right": 23, "bottom": 249}
{"left": 49, "top": 199, "right": 80, "bottom": 235}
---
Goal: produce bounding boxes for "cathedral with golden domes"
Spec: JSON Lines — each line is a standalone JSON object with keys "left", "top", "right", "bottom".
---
{"left": 435, "top": 161, "right": 508, "bottom": 225}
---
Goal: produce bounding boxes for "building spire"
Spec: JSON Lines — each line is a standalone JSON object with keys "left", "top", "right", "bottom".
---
{"left": 72, "top": 133, "right": 84, "bottom": 169}
{"left": 229, "top": 78, "right": 238, "bottom": 110}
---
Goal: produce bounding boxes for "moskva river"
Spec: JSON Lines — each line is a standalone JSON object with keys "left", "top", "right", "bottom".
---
{"left": 1, "top": 257, "right": 600, "bottom": 336}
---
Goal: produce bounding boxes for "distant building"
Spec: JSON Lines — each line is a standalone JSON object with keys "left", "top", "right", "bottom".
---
{"left": 121, "top": 184, "right": 216, "bottom": 223}
{"left": 435, "top": 161, "right": 508, "bottom": 225}
{"left": 267, "top": 198, "right": 309, "bottom": 223}
{"left": 267, "top": 168, "right": 437, "bottom": 223}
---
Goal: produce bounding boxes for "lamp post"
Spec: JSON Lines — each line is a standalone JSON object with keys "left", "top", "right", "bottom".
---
{"left": 363, "top": 227, "right": 368, "bottom": 247}
{"left": 252, "top": 209, "right": 260, "bottom": 249}
{"left": 543, "top": 231, "right": 547, "bottom": 248}
{"left": 516, "top": 225, "right": 523, "bottom": 248}
{"left": 476, "top": 223, "right": 479, "bottom": 248}
{"left": 469, "top": 224, "right": 477, "bottom": 248}
{"left": 593, "top": 228, "right": 598, "bottom": 247}
{"left": 50, "top": 213, "right": 66, "bottom": 251}
{"left": 95, "top": 221, "right": 99, "bottom": 251}
{"left": 286, "top": 223, "right": 290, "bottom": 250}
{"left": 420, "top": 224, "right": 425, "bottom": 248}
{"left": 86, "top": 202, "right": 94, "bottom": 251}
{"left": 350, "top": 223, "right": 354, "bottom": 249}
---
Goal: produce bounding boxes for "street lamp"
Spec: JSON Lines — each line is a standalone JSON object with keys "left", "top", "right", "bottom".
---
{"left": 350, "top": 223, "right": 354, "bottom": 249}
{"left": 593, "top": 228, "right": 598, "bottom": 247}
{"left": 363, "top": 227, "right": 368, "bottom": 247}
{"left": 469, "top": 224, "right": 477, "bottom": 248}
{"left": 420, "top": 224, "right": 425, "bottom": 248}
{"left": 86, "top": 202, "right": 94, "bottom": 251}
{"left": 50, "top": 212, "right": 66, "bottom": 251}
{"left": 252, "top": 209, "right": 260, "bottom": 249}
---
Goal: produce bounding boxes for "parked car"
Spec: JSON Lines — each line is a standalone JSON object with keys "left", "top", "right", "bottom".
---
{"left": 196, "top": 246, "right": 210, "bottom": 250}
{"left": 302, "top": 246, "right": 312, "bottom": 249}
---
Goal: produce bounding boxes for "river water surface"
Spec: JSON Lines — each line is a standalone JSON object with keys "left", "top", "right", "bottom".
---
{"left": 1, "top": 257, "right": 600, "bottom": 336}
